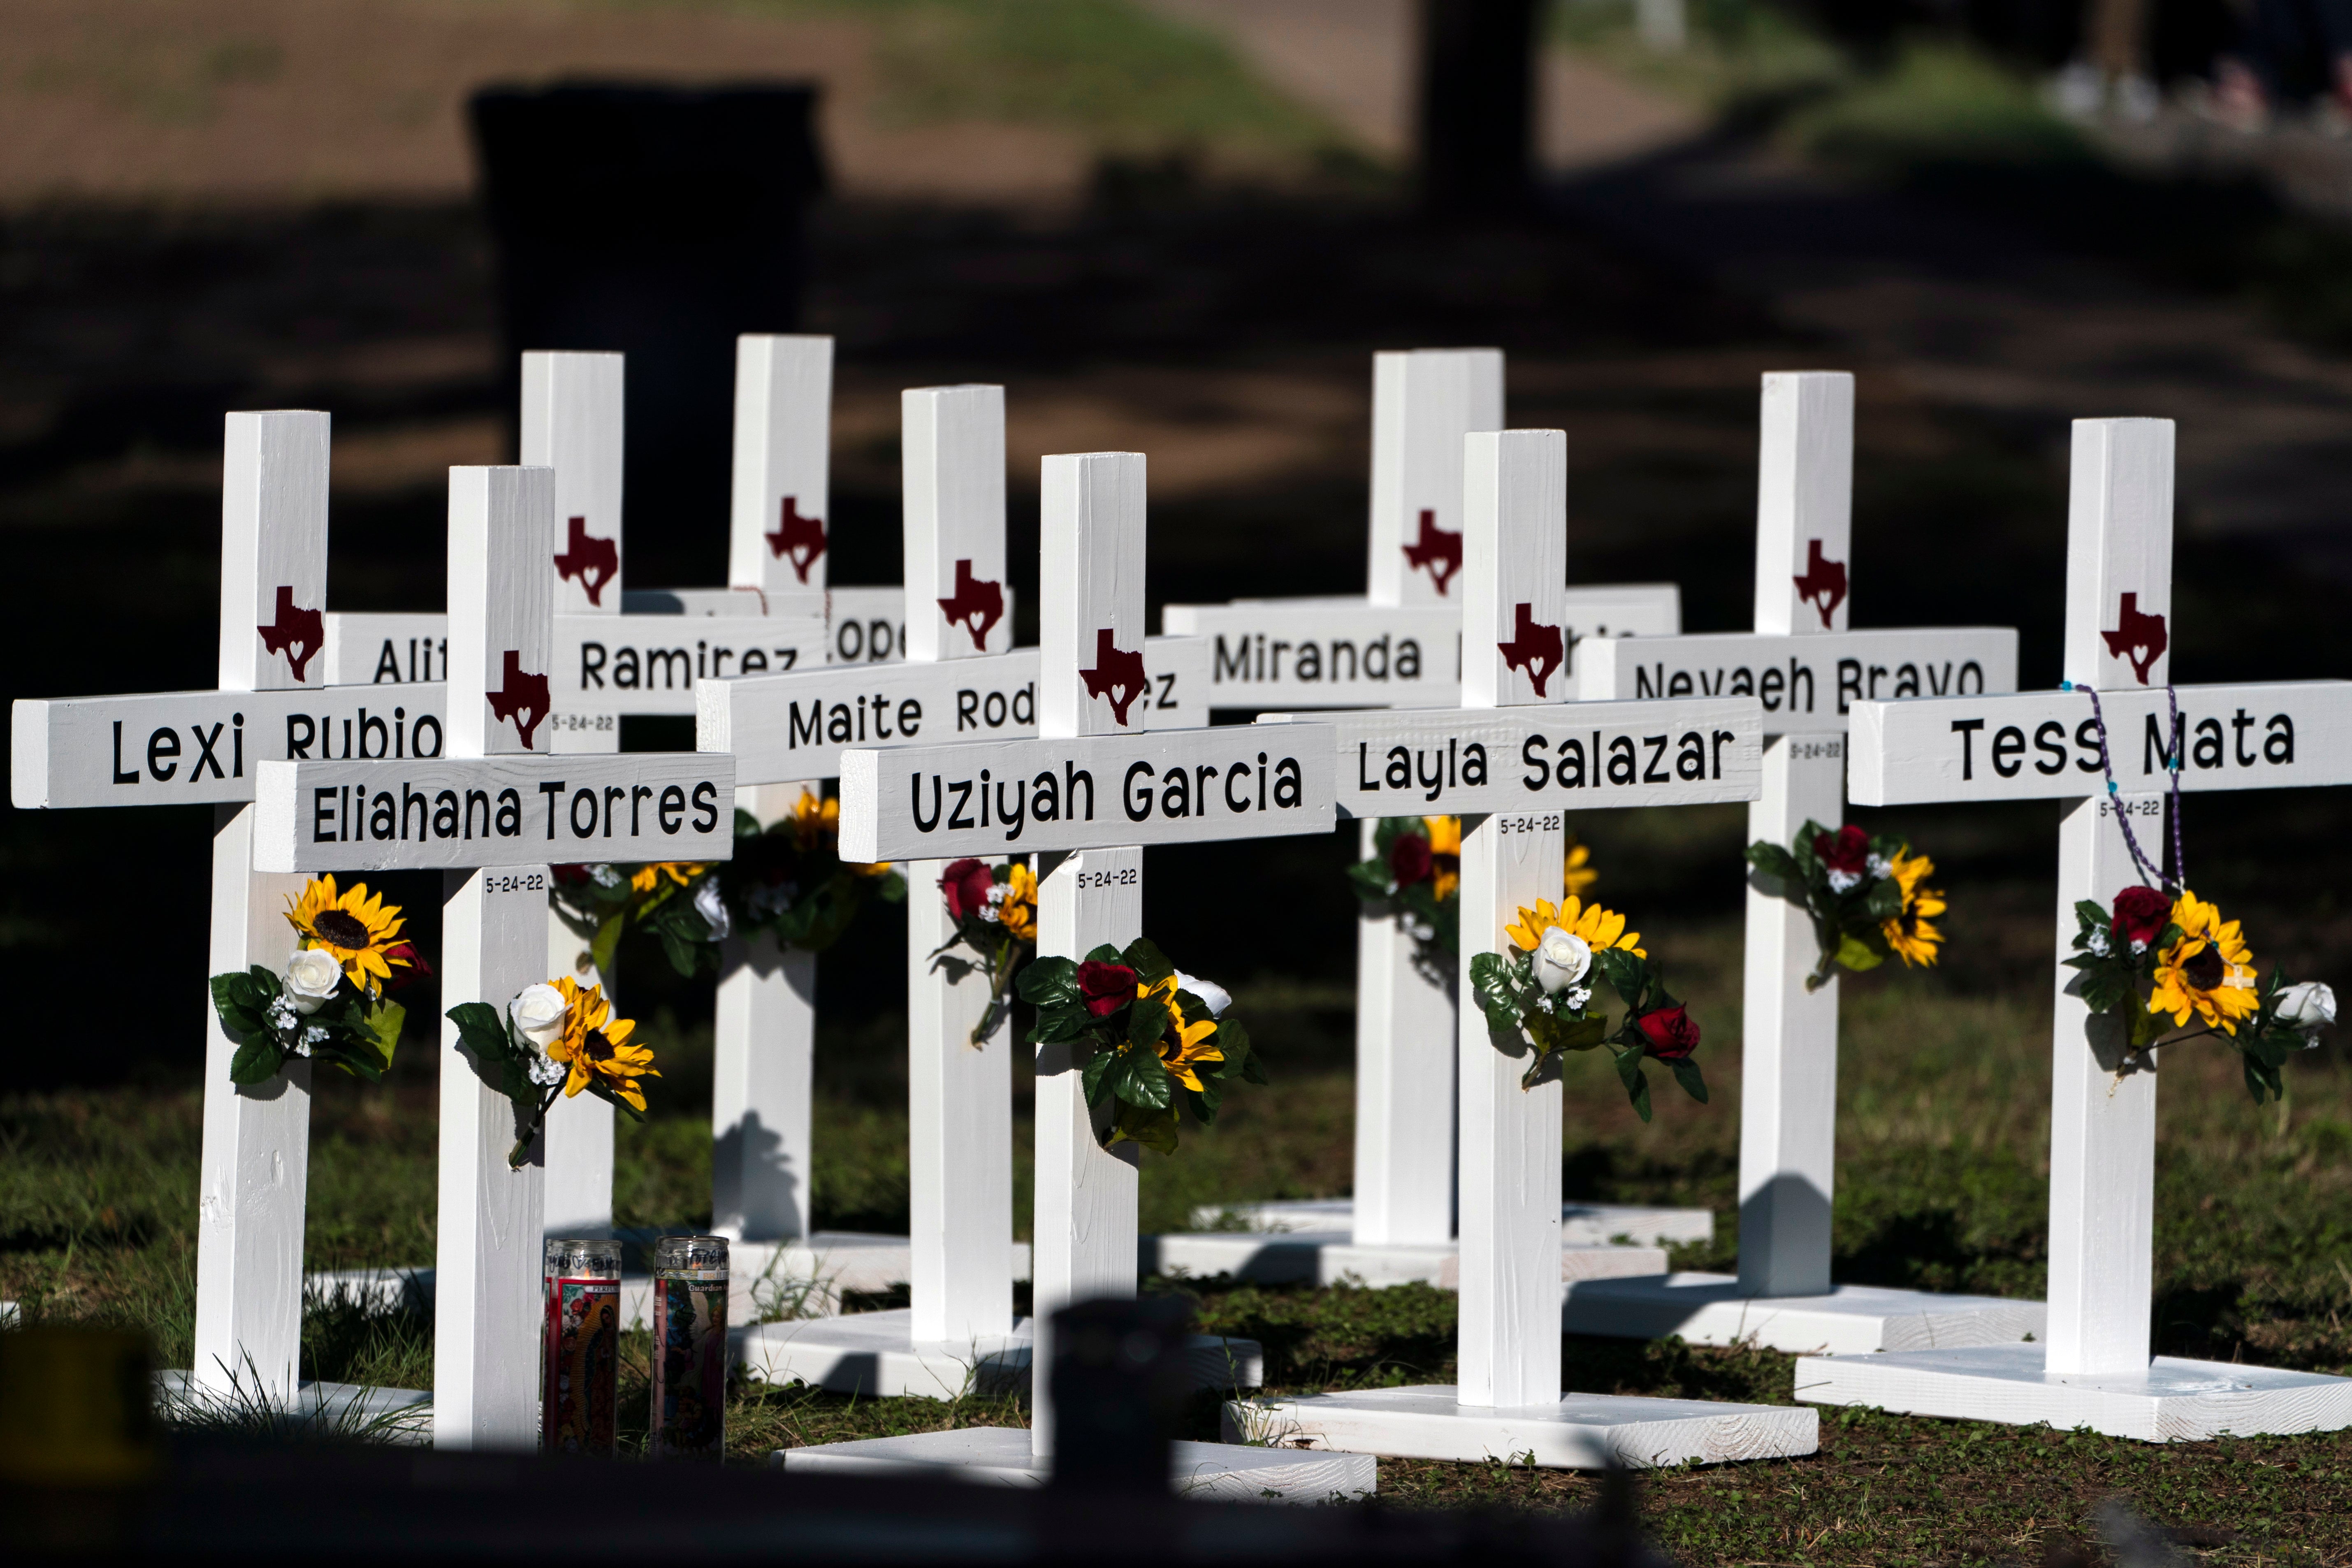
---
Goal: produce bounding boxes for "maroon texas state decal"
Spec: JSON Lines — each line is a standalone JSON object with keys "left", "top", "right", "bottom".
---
{"left": 1079, "top": 628, "right": 1149, "bottom": 725}
{"left": 937, "top": 558, "right": 1004, "bottom": 652}
{"left": 2101, "top": 592, "right": 2167, "bottom": 684}
{"left": 1400, "top": 508, "right": 1462, "bottom": 596}
{"left": 765, "top": 496, "right": 827, "bottom": 584}
{"left": 258, "top": 585, "right": 324, "bottom": 683}
{"left": 486, "top": 649, "right": 551, "bottom": 748}
{"left": 552, "top": 515, "right": 619, "bottom": 606}
{"left": 1497, "top": 602, "right": 1563, "bottom": 697}
{"left": 1792, "top": 538, "right": 1848, "bottom": 629}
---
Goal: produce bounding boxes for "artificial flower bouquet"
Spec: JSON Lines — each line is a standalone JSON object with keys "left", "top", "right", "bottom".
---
{"left": 929, "top": 857, "right": 1039, "bottom": 1046}
{"left": 1015, "top": 939, "right": 1262, "bottom": 1153}
{"left": 1467, "top": 896, "right": 1705, "bottom": 1120}
{"left": 1345, "top": 816, "right": 1463, "bottom": 961}
{"left": 2066, "top": 884, "right": 2335, "bottom": 1104}
{"left": 448, "top": 976, "right": 659, "bottom": 1169}
{"left": 210, "top": 875, "right": 420, "bottom": 1085}
{"left": 550, "top": 859, "right": 721, "bottom": 982}
{"left": 1745, "top": 821, "right": 1944, "bottom": 991}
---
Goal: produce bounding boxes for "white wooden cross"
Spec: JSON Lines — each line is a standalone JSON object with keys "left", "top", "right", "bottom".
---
{"left": 694, "top": 390, "right": 1206, "bottom": 1310}
{"left": 1226, "top": 430, "right": 1818, "bottom": 1468}
{"left": 253, "top": 464, "right": 735, "bottom": 1449}
{"left": 1799, "top": 417, "right": 2352, "bottom": 1440}
{"left": 772, "top": 450, "right": 1374, "bottom": 1501}
{"left": 1563, "top": 371, "right": 2041, "bottom": 1354}
{"left": 320, "top": 344, "right": 826, "bottom": 1248}
{"left": 1155, "top": 348, "right": 1699, "bottom": 1285}
{"left": 12, "top": 411, "right": 446, "bottom": 1417}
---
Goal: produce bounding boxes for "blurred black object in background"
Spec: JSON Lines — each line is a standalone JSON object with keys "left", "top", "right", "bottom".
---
{"left": 1417, "top": 0, "right": 1539, "bottom": 212}
{"left": 471, "top": 83, "right": 826, "bottom": 552}
{"left": 1047, "top": 1296, "right": 1193, "bottom": 1494}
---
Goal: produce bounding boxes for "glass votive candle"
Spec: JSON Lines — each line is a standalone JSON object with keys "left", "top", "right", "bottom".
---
{"left": 543, "top": 1238, "right": 622, "bottom": 1456}
{"left": 649, "top": 1234, "right": 729, "bottom": 1459}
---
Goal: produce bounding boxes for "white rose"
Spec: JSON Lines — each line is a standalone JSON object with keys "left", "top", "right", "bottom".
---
{"left": 2275, "top": 981, "right": 2336, "bottom": 1036}
{"left": 1532, "top": 926, "right": 1592, "bottom": 995}
{"left": 283, "top": 948, "right": 345, "bottom": 1015}
{"left": 1176, "top": 971, "right": 1232, "bottom": 1017}
{"left": 510, "top": 983, "right": 570, "bottom": 1049}
{"left": 694, "top": 877, "right": 733, "bottom": 941}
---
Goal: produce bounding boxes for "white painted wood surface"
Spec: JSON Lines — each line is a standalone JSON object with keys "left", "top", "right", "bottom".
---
{"left": 550, "top": 612, "right": 828, "bottom": 712}
{"left": 1030, "top": 845, "right": 1144, "bottom": 1459}
{"left": 1575, "top": 628, "right": 2014, "bottom": 726}
{"left": 1229, "top": 1386, "right": 1817, "bottom": 1469}
{"left": 1146, "top": 1229, "right": 1668, "bottom": 1288}
{"left": 903, "top": 385, "right": 1012, "bottom": 663}
{"left": 252, "top": 752, "right": 735, "bottom": 872}
{"left": 1828, "top": 417, "right": 2352, "bottom": 1436}
{"left": 779, "top": 1425, "right": 1376, "bottom": 1502}
{"left": 712, "top": 782, "right": 819, "bottom": 1246}
{"left": 1206, "top": 1197, "right": 1714, "bottom": 1247}
{"left": 1368, "top": 348, "right": 1503, "bottom": 607}
{"left": 1795, "top": 1344, "right": 2352, "bottom": 1442}
{"left": 12, "top": 684, "right": 452, "bottom": 810}
{"left": 729, "top": 334, "right": 834, "bottom": 595}
{"left": 321, "top": 612, "right": 446, "bottom": 687}
{"left": 837, "top": 725, "right": 1334, "bottom": 863}
{"left": 432, "top": 464, "right": 557, "bottom": 1450}
{"left": 191, "top": 412, "right": 331, "bottom": 1403}
{"left": 1563, "top": 1272, "right": 2044, "bottom": 1355}
{"left": 699, "top": 638, "right": 1208, "bottom": 787}
{"left": 1350, "top": 816, "right": 1457, "bottom": 1248}
{"left": 1160, "top": 587, "right": 1679, "bottom": 712}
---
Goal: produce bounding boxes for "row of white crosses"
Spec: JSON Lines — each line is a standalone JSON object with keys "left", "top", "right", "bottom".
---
{"left": 1799, "top": 418, "right": 2352, "bottom": 1440}
{"left": 1158, "top": 347, "right": 1701, "bottom": 1290}
{"left": 252, "top": 464, "right": 737, "bottom": 1447}
{"left": 322, "top": 342, "right": 831, "bottom": 1255}
{"left": 766, "top": 448, "right": 1374, "bottom": 1498}
{"left": 1563, "top": 371, "right": 2046, "bottom": 1353}
{"left": 12, "top": 411, "right": 450, "bottom": 1414}
{"left": 1233, "top": 431, "right": 1816, "bottom": 1466}
{"left": 700, "top": 386, "right": 1229, "bottom": 1394}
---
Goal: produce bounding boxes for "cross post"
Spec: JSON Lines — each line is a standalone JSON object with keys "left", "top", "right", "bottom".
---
{"left": 12, "top": 411, "right": 448, "bottom": 1418}
{"left": 1805, "top": 417, "right": 2352, "bottom": 1439}
{"left": 1225, "top": 430, "right": 1819, "bottom": 1467}
{"left": 1156, "top": 348, "right": 1695, "bottom": 1285}
{"left": 770, "top": 451, "right": 1374, "bottom": 1500}
{"left": 1564, "top": 371, "right": 2039, "bottom": 1352}
{"left": 253, "top": 464, "right": 736, "bottom": 1448}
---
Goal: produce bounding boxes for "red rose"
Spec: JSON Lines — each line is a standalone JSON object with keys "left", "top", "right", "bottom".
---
{"left": 2111, "top": 885, "right": 2171, "bottom": 949}
{"left": 940, "top": 858, "right": 994, "bottom": 921}
{"left": 1389, "top": 832, "right": 1433, "bottom": 887}
{"left": 1077, "top": 961, "right": 1138, "bottom": 1018}
{"left": 1636, "top": 1004, "right": 1700, "bottom": 1061}
{"left": 380, "top": 942, "right": 430, "bottom": 993}
{"left": 1812, "top": 825, "right": 1870, "bottom": 877}
{"left": 551, "top": 863, "right": 592, "bottom": 886}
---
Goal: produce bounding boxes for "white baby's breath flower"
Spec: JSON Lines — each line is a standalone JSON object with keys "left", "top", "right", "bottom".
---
{"left": 591, "top": 863, "right": 624, "bottom": 888}
{"left": 1865, "top": 853, "right": 1892, "bottom": 881}
{"left": 527, "top": 1053, "right": 568, "bottom": 1088}
{"left": 1827, "top": 869, "right": 1862, "bottom": 895}
{"left": 1565, "top": 986, "right": 1592, "bottom": 1011}
{"left": 693, "top": 877, "right": 732, "bottom": 941}
{"left": 2087, "top": 926, "right": 2111, "bottom": 958}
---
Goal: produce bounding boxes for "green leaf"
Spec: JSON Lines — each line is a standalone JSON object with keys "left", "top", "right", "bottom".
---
{"left": 1083, "top": 943, "right": 1125, "bottom": 965}
{"left": 1030, "top": 1004, "right": 1093, "bottom": 1045}
{"left": 1345, "top": 861, "right": 1396, "bottom": 902}
{"left": 589, "top": 911, "right": 626, "bottom": 979}
{"left": 1081, "top": 1048, "right": 1113, "bottom": 1107}
{"left": 1833, "top": 934, "right": 1886, "bottom": 973}
{"left": 1016, "top": 956, "right": 1079, "bottom": 1005}
{"left": 1862, "top": 879, "right": 1904, "bottom": 921}
{"left": 1593, "top": 947, "right": 1648, "bottom": 1010}
{"left": 2076, "top": 967, "right": 2133, "bottom": 1017}
{"left": 1467, "top": 952, "right": 1525, "bottom": 1035}
{"left": 228, "top": 1035, "right": 282, "bottom": 1086}
{"left": 1110, "top": 1100, "right": 1180, "bottom": 1155}
{"left": 1121, "top": 938, "right": 1175, "bottom": 984}
{"left": 1671, "top": 1057, "right": 1709, "bottom": 1104}
{"left": 1745, "top": 842, "right": 1800, "bottom": 882}
{"left": 1213, "top": 1018, "right": 1255, "bottom": 1079}
{"left": 1126, "top": 994, "right": 1169, "bottom": 1048}
{"left": 1528, "top": 1011, "right": 1608, "bottom": 1056}
{"left": 1106, "top": 1046, "right": 1173, "bottom": 1111}
{"left": 362, "top": 1000, "right": 406, "bottom": 1071}
{"left": 2075, "top": 900, "right": 2112, "bottom": 930}
{"left": 1613, "top": 1045, "right": 1654, "bottom": 1123}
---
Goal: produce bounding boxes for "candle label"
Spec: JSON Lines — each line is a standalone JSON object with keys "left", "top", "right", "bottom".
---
{"left": 650, "top": 1271, "right": 728, "bottom": 1459}
{"left": 542, "top": 1276, "right": 619, "bottom": 1455}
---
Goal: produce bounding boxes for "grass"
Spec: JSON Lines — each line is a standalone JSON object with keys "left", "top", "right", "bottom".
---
{"left": 9, "top": 872, "right": 2352, "bottom": 1557}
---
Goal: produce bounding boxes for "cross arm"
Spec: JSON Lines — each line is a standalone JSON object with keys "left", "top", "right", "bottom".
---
{"left": 1577, "top": 628, "right": 2018, "bottom": 734}
{"left": 549, "top": 611, "right": 828, "bottom": 715}
{"left": 251, "top": 752, "right": 736, "bottom": 873}
{"left": 12, "top": 685, "right": 449, "bottom": 810}
{"left": 1847, "top": 680, "right": 2352, "bottom": 805}
{"left": 836, "top": 723, "right": 1338, "bottom": 862}
{"left": 1277, "top": 696, "right": 1763, "bottom": 818}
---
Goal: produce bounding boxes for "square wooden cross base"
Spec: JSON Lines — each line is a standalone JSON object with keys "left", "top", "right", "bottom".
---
{"left": 1146, "top": 1229, "right": 1668, "bottom": 1289}
{"left": 1193, "top": 1198, "right": 1715, "bottom": 1246}
{"left": 775, "top": 1424, "right": 1376, "bottom": 1503}
{"left": 1561, "top": 1272, "right": 2046, "bottom": 1355}
{"left": 735, "top": 1309, "right": 1265, "bottom": 1401}
{"left": 1225, "top": 1385, "right": 1818, "bottom": 1468}
{"left": 1795, "top": 1344, "right": 2352, "bottom": 1442}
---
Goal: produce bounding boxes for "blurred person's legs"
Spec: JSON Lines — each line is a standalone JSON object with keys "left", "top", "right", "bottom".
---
{"left": 2055, "top": 0, "right": 2162, "bottom": 119}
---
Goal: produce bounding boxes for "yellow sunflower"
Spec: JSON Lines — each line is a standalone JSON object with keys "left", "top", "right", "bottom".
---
{"left": 1422, "top": 815, "right": 1462, "bottom": 902}
{"left": 1504, "top": 896, "right": 1645, "bottom": 959}
{"left": 630, "top": 862, "right": 705, "bottom": 897}
{"left": 546, "top": 975, "right": 661, "bottom": 1111}
{"left": 1564, "top": 836, "right": 1598, "bottom": 899}
{"left": 284, "top": 874, "right": 410, "bottom": 996}
{"left": 1140, "top": 974, "right": 1223, "bottom": 1092}
{"left": 789, "top": 790, "right": 838, "bottom": 850}
{"left": 1881, "top": 846, "right": 1946, "bottom": 969}
{"left": 2148, "top": 890, "right": 2260, "bottom": 1035}
{"left": 998, "top": 862, "right": 1039, "bottom": 944}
